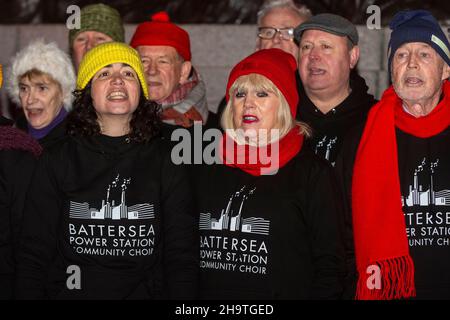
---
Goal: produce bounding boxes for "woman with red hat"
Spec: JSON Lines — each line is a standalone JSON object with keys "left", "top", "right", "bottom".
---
{"left": 193, "top": 48, "right": 346, "bottom": 299}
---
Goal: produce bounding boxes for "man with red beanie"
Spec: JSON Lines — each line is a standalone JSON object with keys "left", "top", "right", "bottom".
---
{"left": 130, "top": 12, "right": 208, "bottom": 133}
{"left": 338, "top": 10, "right": 450, "bottom": 299}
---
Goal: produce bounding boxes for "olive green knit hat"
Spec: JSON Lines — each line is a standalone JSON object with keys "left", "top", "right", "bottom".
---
{"left": 69, "top": 3, "right": 125, "bottom": 48}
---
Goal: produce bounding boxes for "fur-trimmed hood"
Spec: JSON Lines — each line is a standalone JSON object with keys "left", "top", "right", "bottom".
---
{"left": 7, "top": 39, "right": 76, "bottom": 111}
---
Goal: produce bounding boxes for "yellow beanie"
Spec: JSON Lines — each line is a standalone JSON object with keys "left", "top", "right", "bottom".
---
{"left": 77, "top": 42, "right": 148, "bottom": 99}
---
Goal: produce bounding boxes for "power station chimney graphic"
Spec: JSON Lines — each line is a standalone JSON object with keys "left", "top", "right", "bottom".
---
{"left": 430, "top": 159, "right": 439, "bottom": 205}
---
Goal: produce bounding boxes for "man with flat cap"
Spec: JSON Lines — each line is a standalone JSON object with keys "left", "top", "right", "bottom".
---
{"left": 294, "top": 14, "right": 377, "bottom": 299}
{"left": 294, "top": 14, "right": 377, "bottom": 166}
{"left": 339, "top": 10, "right": 450, "bottom": 299}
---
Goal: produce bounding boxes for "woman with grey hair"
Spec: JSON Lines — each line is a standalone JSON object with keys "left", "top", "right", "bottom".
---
{"left": 7, "top": 40, "right": 75, "bottom": 148}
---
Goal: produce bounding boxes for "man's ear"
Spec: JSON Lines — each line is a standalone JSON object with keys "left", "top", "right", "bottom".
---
{"left": 179, "top": 61, "right": 192, "bottom": 85}
{"left": 441, "top": 62, "right": 450, "bottom": 81}
{"left": 349, "top": 45, "right": 360, "bottom": 69}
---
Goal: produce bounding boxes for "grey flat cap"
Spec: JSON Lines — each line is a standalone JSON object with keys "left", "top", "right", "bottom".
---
{"left": 294, "top": 13, "right": 359, "bottom": 45}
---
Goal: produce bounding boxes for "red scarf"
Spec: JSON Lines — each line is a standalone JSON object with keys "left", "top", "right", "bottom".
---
{"left": 159, "top": 69, "right": 205, "bottom": 127}
{"left": 220, "top": 127, "right": 303, "bottom": 176}
{"left": 352, "top": 80, "right": 450, "bottom": 300}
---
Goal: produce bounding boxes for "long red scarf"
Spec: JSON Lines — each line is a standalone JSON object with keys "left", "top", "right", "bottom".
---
{"left": 220, "top": 127, "right": 303, "bottom": 176}
{"left": 352, "top": 80, "right": 450, "bottom": 300}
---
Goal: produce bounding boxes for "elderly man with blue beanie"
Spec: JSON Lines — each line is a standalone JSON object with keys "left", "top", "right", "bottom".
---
{"left": 338, "top": 10, "right": 450, "bottom": 300}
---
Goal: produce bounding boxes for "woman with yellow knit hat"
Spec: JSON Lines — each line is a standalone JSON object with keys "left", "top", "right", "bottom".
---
{"left": 15, "top": 42, "right": 198, "bottom": 300}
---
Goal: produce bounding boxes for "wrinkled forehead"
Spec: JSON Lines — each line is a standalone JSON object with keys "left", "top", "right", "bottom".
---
{"left": 20, "top": 69, "right": 58, "bottom": 85}
{"left": 74, "top": 30, "right": 112, "bottom": 40}
{"left": 136, "top": 45, "right": 180, "bottom": 59}
{"left": 393, "top": 42, "right": 446, "bottom": 65}
{"left": 396, "top": 42, "right": 435, "bottom": 51}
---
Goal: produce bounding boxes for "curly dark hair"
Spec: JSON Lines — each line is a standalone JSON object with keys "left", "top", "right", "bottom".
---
{"left": 67, "top": 83, "right": 161, "bottom": 143}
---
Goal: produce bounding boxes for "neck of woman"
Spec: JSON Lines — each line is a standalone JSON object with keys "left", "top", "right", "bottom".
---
{"left": 97, "top": 115, "right": 132, "bottom": 137}
{"left": 228, "top": 128, "right": 284, "bottom": 147}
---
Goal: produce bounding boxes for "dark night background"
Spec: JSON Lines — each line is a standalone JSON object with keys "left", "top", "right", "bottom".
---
{"left": 0, "top": 0, "right": 449, "bottom": 24}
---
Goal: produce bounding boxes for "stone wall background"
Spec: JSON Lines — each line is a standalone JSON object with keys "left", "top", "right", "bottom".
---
{"left": 0, "top": 24, "right": 448, "bottom": 116}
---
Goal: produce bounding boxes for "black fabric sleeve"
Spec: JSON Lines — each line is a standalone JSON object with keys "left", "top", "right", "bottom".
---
{"left": 0, "top": 150, "right": 37, "bottom": 299}
{"left": 160, "top": 153, "right": 199, "bottom": 300}
{"left": 15, "top": 152, "right": 62, "bottom": 299}
{"left": 334, "top": 124, "right": 364, "bottom": 300}
{"left": 305, "top": 164, "right": 346, "bottom": 299}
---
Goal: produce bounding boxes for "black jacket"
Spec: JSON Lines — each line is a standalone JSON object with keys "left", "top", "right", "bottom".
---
{"left": 193, "top": 147, "right": 346, "bottom": 299}
{"left": 0, "top": 116, "right": 39, "bottom": 299}
{"left": 15, "top": 134, "right": 199, "bottom": 299}
{"left": 297, "top": 71, "right": 377, "bottom": 166}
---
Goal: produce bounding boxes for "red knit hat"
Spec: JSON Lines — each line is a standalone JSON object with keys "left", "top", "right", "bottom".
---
{"left": 226, "top": 48, "right": 298, "bottom": 117}
{"left": 130, "top": 11, "right": 191, "bottom": 61}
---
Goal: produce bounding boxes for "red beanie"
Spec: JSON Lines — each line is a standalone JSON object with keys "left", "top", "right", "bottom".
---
{"left": 130, "top": 11, "right": 191, "bottom": 61}
{"left": 226, "top": 48, "right": 298, "bottom": 117}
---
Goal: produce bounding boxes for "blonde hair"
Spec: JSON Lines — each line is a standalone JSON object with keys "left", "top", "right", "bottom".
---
{"left": 221, "top": 73, "right": 310, "bottom": 144}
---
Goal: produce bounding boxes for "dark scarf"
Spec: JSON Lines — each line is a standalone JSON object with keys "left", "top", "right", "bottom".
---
{"left": 0, "top": 116, "right": 42, "bottom": 156}
{"left": 28, "top": 107, "right": 67, "bottom": 140}
{"left": 220, "top": 127, "right": 304, "bottom": 176}
{"left": 352, "top": 80, "right": 450, "bottom": 300}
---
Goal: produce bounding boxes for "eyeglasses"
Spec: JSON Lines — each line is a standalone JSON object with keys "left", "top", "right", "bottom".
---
{"left": 257, "top": 27, "right": 295, "bottom": 41}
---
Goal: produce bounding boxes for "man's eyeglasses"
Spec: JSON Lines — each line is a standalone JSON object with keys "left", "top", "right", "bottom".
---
{"left": 257, "top": 27, "right": 295, "bottom": 41}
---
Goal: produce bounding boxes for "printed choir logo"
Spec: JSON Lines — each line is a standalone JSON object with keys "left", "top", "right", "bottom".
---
{"left": 199, "top": 186, "right": 270, "bottom": 235}
{"left": 315, "top": 135, "right": 338, "bottom": 163}
{"left": 70, "top": 174, "right": 155, "bottom": 220}
{"left": 402, "top": 158, "right": 450, "bottom": 207}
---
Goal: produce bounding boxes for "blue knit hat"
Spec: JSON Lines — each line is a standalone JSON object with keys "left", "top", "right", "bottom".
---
{"left": 388, "top": 10, "right": 450, "bottom": 72}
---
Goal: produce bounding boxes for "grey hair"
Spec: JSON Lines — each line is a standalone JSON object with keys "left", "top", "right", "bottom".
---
{"left": 7, "top": 39, "right": 76, "bottom": 111}
{"left": 257, "top": 0, "right": 312, "bottom": 25}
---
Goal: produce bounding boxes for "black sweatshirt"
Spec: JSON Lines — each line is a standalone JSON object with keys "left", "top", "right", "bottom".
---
{"left": 337, "top": 123, "right": 450, "bottom": 300}
{"left": 0, "top": 117, "right": 38, "bottom": 299}
{"left": 297, "top": 71, "right": 377, "bottom": 166}
{"left": 192, "top": 147, "right": 346, "bottom": 299}
{"left": 15, "top": 134, "right": 199, "bottom": 299}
